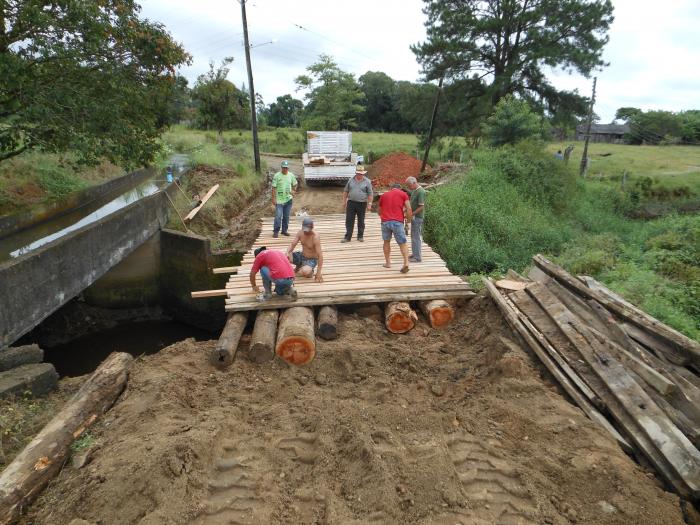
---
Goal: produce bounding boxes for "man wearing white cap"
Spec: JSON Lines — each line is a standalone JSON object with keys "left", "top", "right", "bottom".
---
{"left": 286, "top": 216, "right": 324, "bottom": 282}
{"left": 272, "top": 160, "right": 298, "bottom": 238}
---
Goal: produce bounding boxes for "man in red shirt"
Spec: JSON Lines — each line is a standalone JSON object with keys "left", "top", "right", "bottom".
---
{"left": 249, "top": 246, "right": 297, "bottom": 301}
{"left": 377, "top": 183, "right": 413, "bottom": 273}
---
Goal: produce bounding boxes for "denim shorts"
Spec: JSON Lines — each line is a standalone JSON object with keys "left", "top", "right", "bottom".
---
{"left": 292, "top": 250, "right": 318, "bottom": 269}
{"left": 381, "top": 220, "right": 407, "bottom": 244}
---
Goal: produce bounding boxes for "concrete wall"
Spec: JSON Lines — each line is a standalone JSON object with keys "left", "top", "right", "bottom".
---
{"left": 159, "top": 229, "right": 240, "bottom": 332}
{"left": 0, "top": 190, "right": 170, "bottom": 349}
{"left": 0, "top": 169, "right": 152, "bottom": 238}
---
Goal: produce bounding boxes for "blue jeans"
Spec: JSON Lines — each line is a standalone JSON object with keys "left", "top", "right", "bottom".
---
{"left": 410, "top": 217, "right": 423, "bottom": 261}
{"left": 381, "top": 220, "right": 407, "bottom": 244}
{"left": 260, "top": 266, "right": 293, "bottom": 295}
{"left": 274, "top": 199, "right": 293, "bottom": 234}
{"left": 292, "top": 251, "right": 318, "bottom": 269}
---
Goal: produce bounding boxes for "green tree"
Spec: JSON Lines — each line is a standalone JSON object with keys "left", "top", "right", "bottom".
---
{"left": 627, "top": 110, "right": 682, "bottom": 145}
{"left": 615, "top": 107, "right": 642, "bottom": 122}
{"left": 268, "top": 95, "right": 304, "bottom": 128}
{"left": 155, "top": 75, "right": 191, "bottom": 128}
{"left": 358, "top": 71, "right": 400, "bottom": 131}
{"left": 412, "top": 0, "right": 614, "bottom": 110}
{"left": 192, "top": 59, "right": 249, "bottom": 135}
{"left": 295, "top": 54, "right": 365, "bottom": 130}
{"left": 483, "top": 95, "right": 543, "bottom": 146}
{"left": 0, "top": 0, "right": 189, "bottom": 166}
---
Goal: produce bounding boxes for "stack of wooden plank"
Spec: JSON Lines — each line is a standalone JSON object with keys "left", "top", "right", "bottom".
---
{"left": 485, "top": 254, "right": 700, "bottom": 499}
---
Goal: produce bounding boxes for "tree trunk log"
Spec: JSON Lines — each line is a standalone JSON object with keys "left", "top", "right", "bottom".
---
{"left": 317, "top": 306, "right": 338, "bottom": 340}
{"left": 385, "top": 302, "right": 417, "bottom": 334}
{"left": 276, "top": 307, "right": 316, "bottom": 366}
{"left": 210, "top": 313, "right": 248, "bottom": 368}
{"left": 418, "top": 300, "right": 454, "bottom": 329}
{"left": 0, "top": 352, "right": 132, "bottom": 525}
{"left": 249, "top": 310, "right": 278, "bottom": 363}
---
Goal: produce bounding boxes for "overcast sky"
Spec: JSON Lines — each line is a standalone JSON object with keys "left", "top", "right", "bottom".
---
{"left": 140, "top": 0, "right": 700, "bottom": 123}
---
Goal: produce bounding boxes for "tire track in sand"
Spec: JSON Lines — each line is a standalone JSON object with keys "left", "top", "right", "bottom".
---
{"left": 446, "top": 432, "right": 539, "bottom": 525}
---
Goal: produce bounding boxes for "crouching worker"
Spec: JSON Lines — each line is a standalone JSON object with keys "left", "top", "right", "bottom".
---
{"left": 286, "top": 217, "right": 324, "bottom": 283}
{"left": 250, "top": 246, "right": 297, "bottom": 301}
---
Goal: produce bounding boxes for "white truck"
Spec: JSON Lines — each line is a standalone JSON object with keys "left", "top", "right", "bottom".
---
{"left": 302, "top": 131, "right": 358, "bottom": 185}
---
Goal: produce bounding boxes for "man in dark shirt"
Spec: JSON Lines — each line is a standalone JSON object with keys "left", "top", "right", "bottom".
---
{"left": 341, "top": 170, "right": 373, "bottom": 243}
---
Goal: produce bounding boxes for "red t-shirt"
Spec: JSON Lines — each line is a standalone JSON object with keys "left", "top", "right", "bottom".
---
{"left": 250, "top": 250, "right": 295, "bottom": 279}
{"left": 379, "top": 188, "right": 409, "bottom": 222}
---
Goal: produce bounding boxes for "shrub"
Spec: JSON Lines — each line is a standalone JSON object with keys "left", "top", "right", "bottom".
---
{"left": 37, "top": 166, "right": 87, "bottom": 198}
{"left": 483, "top": 95, "right": 545, "bottom": 146}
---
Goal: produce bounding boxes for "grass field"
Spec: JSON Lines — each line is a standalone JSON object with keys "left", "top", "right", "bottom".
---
{"left": 547, "top": 142, "right": 700, "bottom": 192}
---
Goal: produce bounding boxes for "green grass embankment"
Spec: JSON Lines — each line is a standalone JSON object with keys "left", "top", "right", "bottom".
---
{"left": 425, "top": 142, "right": 700, "bottom": 342}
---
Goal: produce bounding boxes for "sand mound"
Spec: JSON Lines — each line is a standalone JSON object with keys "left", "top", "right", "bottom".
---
{"left": 25, "top": 298, "right": 685, "bottom": 524}
{"left": 368, "top": 152, "right": 428, "bottom": 188}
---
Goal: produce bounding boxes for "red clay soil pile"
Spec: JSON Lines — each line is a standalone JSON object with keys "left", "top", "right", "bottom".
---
{"left": 368, "top": 152, "right": 429, "bottom": 187}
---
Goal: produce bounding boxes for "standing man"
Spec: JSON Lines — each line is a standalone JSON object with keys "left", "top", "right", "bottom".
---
{"left": 286, "top": 217, "right": 324, "bottom": 282}
{"left": 341, "top": 169, "right": 373, "bottom": 243}
{"left": 406, "top": 176, "right": 426, "bottom": 263}
{"left": 250, "top": 246, "right": 297, "bottom": 301}
{"left": 378, "top": 183, "right": 413, "bottom": 273}
{"left": 272, "top": 160, "right": 298, "bottom": 238}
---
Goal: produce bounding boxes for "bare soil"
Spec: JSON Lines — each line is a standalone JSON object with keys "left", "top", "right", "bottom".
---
{"left": 23, "top": 297, "right": 686, "bottom": 525}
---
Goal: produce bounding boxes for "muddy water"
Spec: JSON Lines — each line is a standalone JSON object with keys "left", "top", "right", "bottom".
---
{"left": 0, "top": 155, "right": 189, "bottom": 262}
{"left": 43, "top": 320, "right": 213, "bottom": 377}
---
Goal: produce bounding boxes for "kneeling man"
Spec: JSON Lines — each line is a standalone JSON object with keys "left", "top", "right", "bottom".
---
{"left": 286, "top": 217, "right": 324, "bottom": 283}
{"left": 250, "top": 246, "right": 297, "bottom": 301}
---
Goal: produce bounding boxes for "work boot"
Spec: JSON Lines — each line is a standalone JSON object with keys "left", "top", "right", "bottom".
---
{"left": 273, "top": 232, "right": 279, "bottom": 238}
{"left": 340, "top": 238, "right": 350, "bottom": 243}
{"left": 256, "top": 291, "right": 273, "bottom": 302}
{"left": 284, "top": 288, "right": 298, "bottom": 301}
{"left": 357, "top": 237, "right": 364, "bottom": 242}
{"left": 282, "top": 231, "right": 290, "bottom": 236}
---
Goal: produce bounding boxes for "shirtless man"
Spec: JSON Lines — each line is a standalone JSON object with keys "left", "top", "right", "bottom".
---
{"left": 286, "top": 216, "right": 324, "bottom": 283}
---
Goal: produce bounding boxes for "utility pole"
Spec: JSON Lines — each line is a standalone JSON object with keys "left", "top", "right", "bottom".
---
{"left": 579, "top": 76, "right": 597, "bottom": 177}
{"left": 240, "top": 0, "right": 261, "bottom": 173}
{"left": 421, "top": 76, "right": 444, "bottom": 173}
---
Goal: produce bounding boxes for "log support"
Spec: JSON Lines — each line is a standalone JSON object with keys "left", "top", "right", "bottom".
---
{"left": 210, "top": 313, "right": 248, "bottom": 368}
{"left": 249, "top": 310, "right": 278, "bottom": 363}
{"left": 418, "top": 300, "right": 454, "bottom": 329}
{"left": 276, "top": 307, "right": 316, "bottom": 366}
{"left": 385, "top": 302, "right": 417, "bottom": 334}
{"left": 317, "top": 306, "right": 338, "bottom": 340}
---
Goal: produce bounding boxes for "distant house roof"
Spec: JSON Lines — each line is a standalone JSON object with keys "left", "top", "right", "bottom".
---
{"left": 576, "top": 123, "right": 631, "bottom": 135}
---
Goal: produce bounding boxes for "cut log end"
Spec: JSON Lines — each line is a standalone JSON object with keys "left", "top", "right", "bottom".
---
{"left": 276, "top": 336, "right": 316, "bottom": 366}
{"left": 385, "top": 302, "right": 417, "bottom": 334}
{"left": 317, "top": 306, "right": 338, "bottom": 340}
{"left": 419, "top": 300, "right": 455, "bottom": 329}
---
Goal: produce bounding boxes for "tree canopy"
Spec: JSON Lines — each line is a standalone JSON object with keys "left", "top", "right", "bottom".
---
{"left": 267, "top": 95, "right": 304, "bottom": 128}
{"left": 0, "top": 0, "right": 190, "bottom": 166}
{"left": 483, "top": 94, "right": 545, "bottom": 146}
{"left": 412, "top": 0, "right": 613, "bottom": 112}
{"left": 295, "top": 54, "right": 365, "bottom": 130}
{"left": 192, "top": 59, "right": 250, "bottom": 134}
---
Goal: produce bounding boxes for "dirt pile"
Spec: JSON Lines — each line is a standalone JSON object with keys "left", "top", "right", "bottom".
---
{"left": 24, "top": 298, "right": 687, "bottom": 525}
{"left": 367, "top": 152, "right": 429, "bottom": 188}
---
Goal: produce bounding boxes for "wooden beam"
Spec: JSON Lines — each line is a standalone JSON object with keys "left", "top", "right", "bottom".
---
{"left": 483, "top": 278, "right": 630, "bottom": 451}
{"left": 191, "top": 289, "right": 228, "bottom": 298}
{"left": 0, "top": 353, "right": 132, "bottom": 525}
{"left": 533, "top": 254, "right": 700, "bottom": 367}
{"left": 184, "top": 184, "right": 219, "bottom": 222}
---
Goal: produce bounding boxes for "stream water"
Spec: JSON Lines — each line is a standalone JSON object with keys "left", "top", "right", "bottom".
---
{"left": 43, "top": 320, "right": 213, "bottom": 377}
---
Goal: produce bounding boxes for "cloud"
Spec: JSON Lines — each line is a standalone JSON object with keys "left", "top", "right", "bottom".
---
{"left": 140, "top": 0, "right": 699, "bottom": 120}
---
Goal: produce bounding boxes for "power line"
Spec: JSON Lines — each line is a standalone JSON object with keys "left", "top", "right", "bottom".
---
{"left": 291, "top": 22, "right": 375, "bottom": 61}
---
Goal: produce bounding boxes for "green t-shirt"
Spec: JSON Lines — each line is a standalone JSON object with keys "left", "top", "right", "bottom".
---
{"left": 410, "top": 186, "right": 426, "bottom": 218}
{"left": 272, "top": 171, "right": 297, "bottom": 204}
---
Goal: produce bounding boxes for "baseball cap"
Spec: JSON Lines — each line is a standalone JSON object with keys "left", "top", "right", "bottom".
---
{"left": 302, "top": 217, "right": 314, "bottom": 232}
{"left": 281, "top": 160, "right": 289, "bottom": 168}
{"left": 254, "top": 246, "right": 266, "bottom": 257}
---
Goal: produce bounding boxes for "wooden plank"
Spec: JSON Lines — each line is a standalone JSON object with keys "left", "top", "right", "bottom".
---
{"left": 483, "top": 278, "right": 631, "bottom": 451}
{"left": 213, "top": 266, "right": 241, "bottom": 274}
{"left": 623, "top": 322, "right": 688, "bottom": 366}
{"left": 225, "top": 282, "right": 470, "bottom": 298}
{"left": 226, "top": 276, "right": 465, "bottom": 291}
{"left": 224, "top": 290, "right": 476, "bottom": 312}
{"left": 184, "top": 184, "right": 219, "bottom": 222}
{"left": 192, "top": 289, "right": 228, "bottom": 298}
{"left": 528, "top": 282, "right": 700, "bottom": 498}
{"left": 533, "top": 254, "right": 700, "bottom": 368}
{"left": 495, "top": 279, "right": 530, "bottom": 291}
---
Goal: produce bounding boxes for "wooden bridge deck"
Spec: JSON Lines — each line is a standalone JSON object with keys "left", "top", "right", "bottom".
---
{"left": 220, "top": 214, "right": 473, "bottom": 312}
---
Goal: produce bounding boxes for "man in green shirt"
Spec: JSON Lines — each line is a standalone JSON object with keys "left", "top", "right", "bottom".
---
{"left": 271, "top": 160, "right": 298, "bottom": 237}
{"left": 406, "top": 176, "right": 426, "bottom": 262}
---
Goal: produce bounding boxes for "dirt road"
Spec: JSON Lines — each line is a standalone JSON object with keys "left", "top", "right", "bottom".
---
{"left": 25, "top": 299, "right": 686, "bottom": 525}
